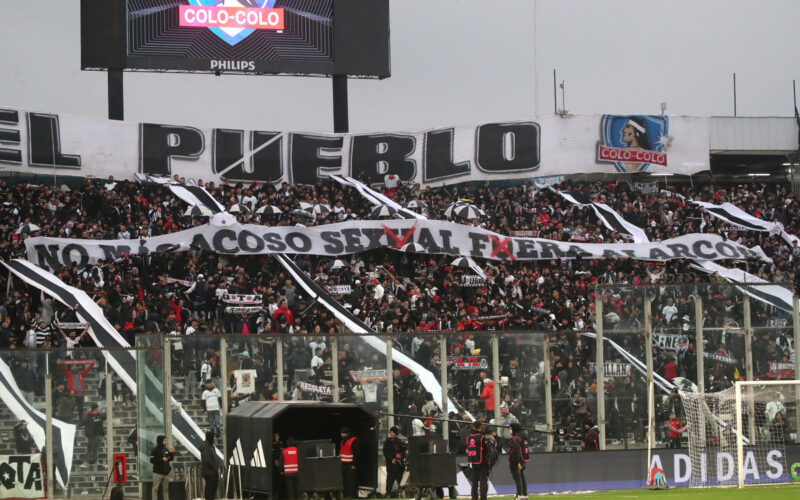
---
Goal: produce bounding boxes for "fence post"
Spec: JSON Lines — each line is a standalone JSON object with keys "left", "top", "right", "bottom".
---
{"left": 106, "top": 359, "right": 114, "bottom": 474}
{"left": 492, "top": 336, "right": 500, "bottom": 423}
{"left": 332, "top": 336, "right": 340, "bottom": 403}
{"left": 742, "top": 295, "right": 756, "bottom": 444}
{"left": 277, "top": 337, "right": 285, "bottom": 401}
{"left": 164, "top": 339, "right": 173, "bottom": 446}
{"left": 440, "top": 335, "right": 448, "bottom": 441}
{"left": 543, "top": 333, "right": 553, "bottom": 452}
{"left": 644, "top": 292, "right": 655, "bottom": 449}
{"left": 386, "top": 337, "right": 394, "bottom": 429}
{"left": 595, "top": 292, "right": 605, "bottom": 450}
{"left": 794, "top": 295, "right": 800, "bottom": 440}
{"left": 220, "top": 338, "right": 229, "bottom": 468}
{"left": 695, "top": 290, "right": 706, "bottom": 448}
{"left": 695, "top": 292, "right": 704, "bottom": 393}
{"left": 735, "top": 382, "right": 744, "bottom": 488}
{"left": 45, "top": 352, "right": 54, "bottom": 498}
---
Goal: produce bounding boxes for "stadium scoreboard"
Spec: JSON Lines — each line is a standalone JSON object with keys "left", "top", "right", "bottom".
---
{"left": 81, "top": 0, "right": 390, "bottom": 77}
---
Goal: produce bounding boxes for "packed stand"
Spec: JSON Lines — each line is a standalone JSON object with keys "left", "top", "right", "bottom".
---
{"left": 0, "top": 175, "right": 797, "bottom": 450}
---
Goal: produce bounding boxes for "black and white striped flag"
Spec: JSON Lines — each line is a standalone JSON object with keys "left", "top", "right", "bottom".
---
{"left": 328, "top": 175, "right": 422, "bottom": 220}
{"left": 692, "top": 200, "right": 800, "bottom": 246}
{"left": 1, "top": 260, "right": 223, "bottom": 464}
{"left": 555, "top": 190, "right": 650, "bottom": 243}
{"left": 690, "top": 260, "right": 793, "bottom": 313}
{"left": 0, "top": 357, "right": 75, "bottom": 487}
{"left": 272, "top": 254, "right": 471, "bottom": 418}
{"left": 169, "top": 184, "right": 225, "bottom": 214}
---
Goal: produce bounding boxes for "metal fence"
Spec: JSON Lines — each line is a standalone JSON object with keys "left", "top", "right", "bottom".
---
{"left": 0, "top": 284, "right": 798, "bottom": 498}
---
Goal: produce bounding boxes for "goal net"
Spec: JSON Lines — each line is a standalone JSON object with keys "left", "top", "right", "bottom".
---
{"left": 678, "top": 380, "right": 799, "bottom": 488}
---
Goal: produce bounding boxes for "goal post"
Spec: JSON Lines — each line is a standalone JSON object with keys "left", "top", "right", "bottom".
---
{"left": 735, "top": 379, "right": 799, "bottom": 488}
{"left": 678, "top": 378, "right": 799, "bottom": 488}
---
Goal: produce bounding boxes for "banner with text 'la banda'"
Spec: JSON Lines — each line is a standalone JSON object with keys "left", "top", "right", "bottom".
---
{"left": 24, "top": 221, "right": 768, "bottom": 271}
{"left": 0, "top": 107, "right": 710, "bottom": 185}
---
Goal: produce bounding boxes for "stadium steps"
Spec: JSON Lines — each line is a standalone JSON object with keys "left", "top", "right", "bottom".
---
{"left": 0, "top": 369, "right": 214, "bottom": 498}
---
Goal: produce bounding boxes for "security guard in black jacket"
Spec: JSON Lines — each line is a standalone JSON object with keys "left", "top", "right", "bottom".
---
{"left": 465, "top": 420, "right": 488, "bottom": 500}
{"left": 382, "top": 426, "right": 405, "bottom": 498}
{"left": 150, "top": 435, "right": 175, "bottom": 500}
{"left": 508, "top": 423, "right": 529, "bottom": 499}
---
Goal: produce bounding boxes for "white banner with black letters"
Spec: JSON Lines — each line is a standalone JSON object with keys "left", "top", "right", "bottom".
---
{"left": 0, "top": 359, "right": 74, "bottom": 488}
{"left": 0, "top": 454, "right": 45, "bottom": 499}
{"left": 221, "top": 294, "right": 262, "bottom": 305}
{"left": 704, "top": 353, "right": 737, "bottom": 366}
{"left": 298, "top": 382, "right": 332, "bottom": 396}
{"left": 588, "top": 362, "right": 632, "bottom": 377}
{"left": 0, "top": 107, "right": 710, "bottom": 185}
{"left": 24, "top": 219, "right": 768, "bottom": 271}
{"left": 654, "top": 333, "right": 690, "bottom": 352}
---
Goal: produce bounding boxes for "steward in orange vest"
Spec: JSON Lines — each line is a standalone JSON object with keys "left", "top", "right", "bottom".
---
{"left": 282, "top": 438, "right": 299, "bottom": 500}
{"left": 340, "top": 427, "right": 359, "bottom": 498}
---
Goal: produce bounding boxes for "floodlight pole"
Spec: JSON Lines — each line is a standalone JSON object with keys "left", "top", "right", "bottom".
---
{"left": 108, "top": 69, "right": 124, "bottom": 121}
{"left": 332, "top": 75, "right": 349, "bottom": 133}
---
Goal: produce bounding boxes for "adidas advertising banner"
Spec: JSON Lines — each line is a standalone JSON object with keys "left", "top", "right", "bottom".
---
{"left": 0, "top": 260, "right": 223, "bottom": 465}
{"left": 0, "top": 358, "right": 75, "bottom": 488}
{"left": 480, "top": 444, "right": 800, "bottom": 493}
{"left": 0, "top": 107, "right": 709, "bottom": 185}
{"left": 0, "top": 454, "right": 45, "bottom": 500}
{"left": 24, "top": 219, "right": 768, "bottom": 271}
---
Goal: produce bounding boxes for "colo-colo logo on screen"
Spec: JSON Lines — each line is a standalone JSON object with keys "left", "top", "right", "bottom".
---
{"left": 181, "top": 1, "right": 284, "bottom": 46}
{"left": 597, "top": 115, "right": 670, "bottom": 173}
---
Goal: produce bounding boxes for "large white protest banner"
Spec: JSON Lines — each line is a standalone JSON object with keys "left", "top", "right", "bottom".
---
{"left": 0, "top": 107, "right": 709, "bottom": 186}
{"left": 24, "top": 219, "right": 767, "bottom": 271}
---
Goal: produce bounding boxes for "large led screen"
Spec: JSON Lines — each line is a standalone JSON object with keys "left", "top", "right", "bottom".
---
{"left": 126, "top": 0, "right": 334, "bottom": 73}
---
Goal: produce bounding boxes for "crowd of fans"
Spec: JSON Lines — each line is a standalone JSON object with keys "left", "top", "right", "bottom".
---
{"left": 0, "top": 175, "right": 797, "bottom": 449}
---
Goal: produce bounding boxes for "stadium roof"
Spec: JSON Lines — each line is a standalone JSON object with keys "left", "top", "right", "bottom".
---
{"left": 710, "top": 117, "right": 798, "bottom": 154}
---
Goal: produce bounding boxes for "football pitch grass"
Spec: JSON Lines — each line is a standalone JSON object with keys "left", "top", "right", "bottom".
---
{"left": 489, "top": 483, "right": 800, "bottom": 499}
